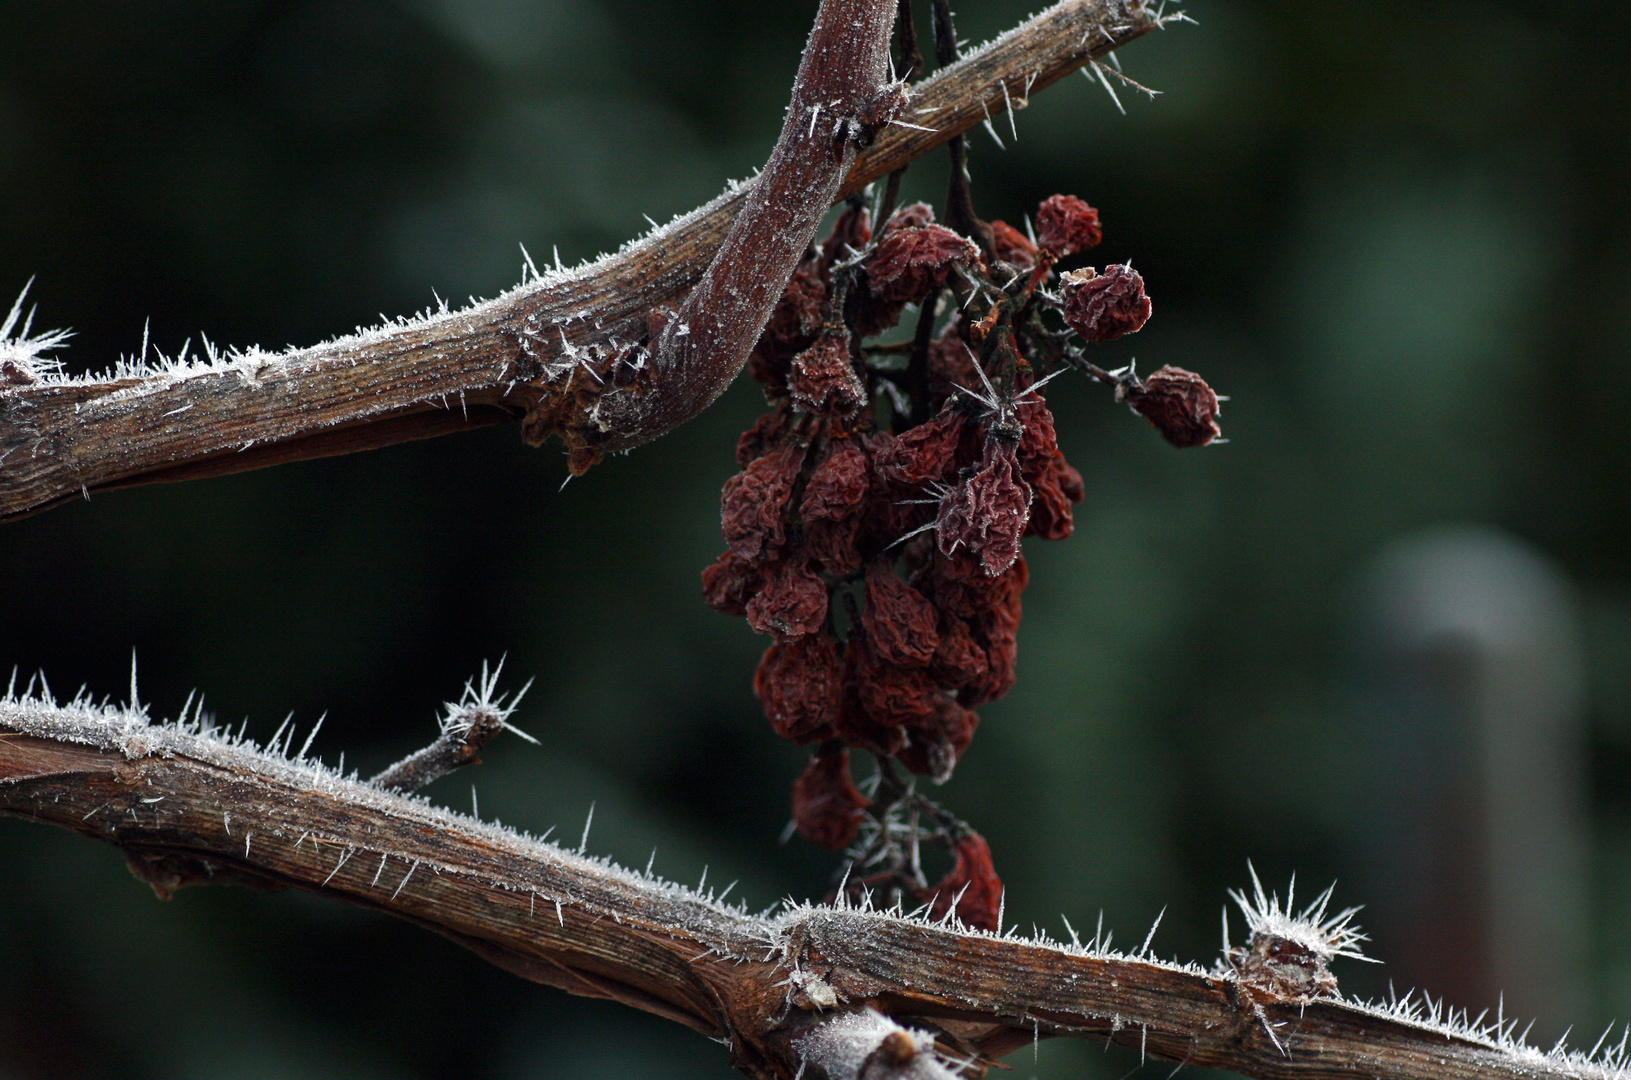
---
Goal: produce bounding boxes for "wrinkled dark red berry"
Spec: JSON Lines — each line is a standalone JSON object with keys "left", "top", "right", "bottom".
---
{"left": 789, "top": 332, "right": 865, "bottom": 418}
{"left": 921, "top": 831, "right": 1003, "bottom": 932}
{"left": 871, "top": 409, "right": 966, "bottom": 489}
{"left": 1014, "top": 398, "right": 1060, "bottom": 484}
{"left": 792, "top": 747, "right": 870, "bottom": 850}
{"left": 931, "top": 552, "right": 1027, "bottom": 637}
{"left": 936, "top": 440, "right": 1032, "bottom": 577}
{"left": 1121, "top": 365, "right": 1222, "bottom": 448}
{"left": 1026, "top": 463, "right": 1077, "bottom": 541}
{"left": 927, "top": 319, "right": 980, "bottom": 406}
{"left": 867, "top": 225, "right": 982, "bottom": 306}
{"left": 835, "top": 635, "right": 909, "bottom": 756}
{"left": 862, "top": 561, "right": 940, "bottom": 667}
{"left": 755, "top": 636, "right": 844, "bottom": 743}
{"left": 967, "top": 588, "right": 1021, "bottom": 705}
{"left": 1035, "top": 194, "right": 1102, "bottom": 257}
{"left": 701, "top": 550, "right": 763, "bottom": 616}
{"left": 987, "top": 219, "right": 1038, "bottom": 270}
{"left": 745, "top": 558, "right": 828, "bottom": 639}
{"left": 1060, "top": 263, "right": 1150, "bottom": 344}
{"left": 848, "top": 635, "right": 938, "bottom": 729}
{"left": 802, "top": 439, "right": 869, "bottom": 522}
{"left": 721, "top": 444, "right": 803, "bottom": 561}
{"left": 928, "top": 612, "right": 989, "bottom": 691}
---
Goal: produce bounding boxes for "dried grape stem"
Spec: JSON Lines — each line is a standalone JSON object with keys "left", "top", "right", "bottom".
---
{"left": 0, "top": 0, "right": 1156, "bottom": 524}
{"left": 1, "top": 696, "right": 1616, "bottom": 1080}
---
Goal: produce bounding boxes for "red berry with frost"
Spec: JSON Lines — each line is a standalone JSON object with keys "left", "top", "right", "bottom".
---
{"left": 801, "top": 439, "right": 869, "bottom": 522}
{"left": 936, "top": 440, "right": 1032, "bottom": 577}
{"left": 866, "top": 224, "right": 983, "bottom": 306}
{"left": 869, "top": 409, "right": 968, "bottom": 488}
{"left": 1060, "top": 263, "right": 1150, "bottom": 344}
{"left": 789, "top": 332, "right": 866, "bottom": 418}
{"left": 1121, "top": 365, "right": 1223, "bottom": 448}
{"left": 987, "top": 219, "right": 1038, "bottom": 270}
{"left": 897, "top": 698, "right": 979, "bottom": 783}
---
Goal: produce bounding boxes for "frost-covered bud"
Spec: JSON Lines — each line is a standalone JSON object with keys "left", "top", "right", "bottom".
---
{"left": 1121, "top": 365, "right": 1222, "bottom": 448}
{"left": 746, "top": 558, "right": 828, "bottom": 639}
{"left": 861, "top": 561, "right": 940, "bottom": 668}
{"left": 935, "top": 439, "right": 1032, "bottom": 577}
{"left": 792, "top": 747, "right": 870, "bottom": 850}
{"left": 1, "top": 357, "right": 39, "bottom": 386}
{"left": 1060, "top": 263, "right": 1150, "bottom": 344}
{"left": 701, "top": 550, "right": 762, "bottom": 616}
{"left": 1035, "top": 194, "right": 1102, "bottom": 256}
{"left": 755, "top": 634, "right": 843, "bottom": 743}
{"left": 921, "top": 831, "right": 1003, "bottom": 932}
{"left": 721, "top": 444, "right": 803, "bottom": 561}
{"left": 789, "top": 331, "right": 866, "bottom": 418}
{"left": 1225, "top": 872, "right": 1369, "bottom": 1004}
{"left": 987, "top": 218, "right": 1038, "bottom": 270}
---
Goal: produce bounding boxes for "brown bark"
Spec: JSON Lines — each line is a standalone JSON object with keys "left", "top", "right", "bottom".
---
{"left": 0, "top": 696, "right": 1614, "bottom": 1080}
{"left": 0, "top": 0, "right": 1156, "bottom": 524}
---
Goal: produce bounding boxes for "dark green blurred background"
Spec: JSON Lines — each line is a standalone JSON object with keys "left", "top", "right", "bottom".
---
{"left": 3, "top": 1, "right": 1629, "bottom": 1077}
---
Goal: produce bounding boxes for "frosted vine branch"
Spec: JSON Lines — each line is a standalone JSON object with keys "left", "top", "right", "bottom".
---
{"left": 0, "top": 0, "right": 1158, "bottom": 524}
{"left": 2, "top": 686, "right": 1625, "bottom": 1080}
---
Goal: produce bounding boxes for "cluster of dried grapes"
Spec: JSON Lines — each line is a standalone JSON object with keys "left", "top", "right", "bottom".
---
{"left": 701, "top": 192, "right": 1220, "bottom": 929}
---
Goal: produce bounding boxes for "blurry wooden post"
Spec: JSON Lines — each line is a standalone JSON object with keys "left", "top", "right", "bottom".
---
{"left": 1347, "top": 527, "right": 1589, "bottom": 1036}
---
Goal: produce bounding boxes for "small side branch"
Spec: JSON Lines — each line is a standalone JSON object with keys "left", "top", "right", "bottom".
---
{"left": 0, "top": 0, "right": 1157, "bottom": 524}
{"left": 1, "top": 688, "right": 1623, "bottom": 1080}
{"left": 370, "top": 662, "right": 536, "bottom": 794}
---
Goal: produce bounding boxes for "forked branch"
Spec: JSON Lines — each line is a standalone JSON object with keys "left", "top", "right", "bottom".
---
{"left": 1, "top": 689, "right": 1624, "bottom": 1080}
{"left": 0, "top": 0, "right": 1159, "bottom": 524}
